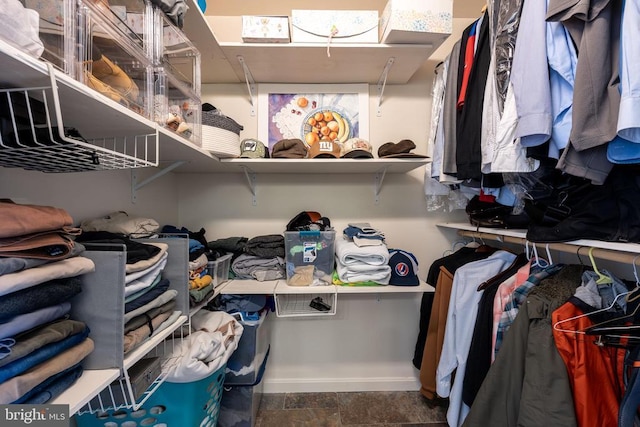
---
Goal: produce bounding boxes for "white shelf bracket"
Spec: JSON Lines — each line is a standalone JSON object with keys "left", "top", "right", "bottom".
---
{"left": 374, "top": 167, "right": 388, "bottom": 204}
{"left": 376, "top": 57, "right": 395, "bottom": 117}
{"left": 131, "top": 161, "right": 186, "bottom": 203}
{"left": 237, "top": 55, "right": 257, "bottom": 116}
{"left": 241, "top": 166, "right": 257, "bottom": 206}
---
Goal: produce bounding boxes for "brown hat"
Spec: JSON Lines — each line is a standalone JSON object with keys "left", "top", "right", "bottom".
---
{"left": 309, "top": 140, "right": 342, "bottom": 159}
{"left": 378, "top": 139, "right": 429, "bottom": 158}
{"left": 272, "top": 139, "right": 308, "bottom": 159}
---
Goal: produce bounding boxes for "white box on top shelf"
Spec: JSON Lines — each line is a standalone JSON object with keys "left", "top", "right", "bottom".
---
{"left": 379, "top": 0, "right": 453, "bottom": 45}
{"left": 242, "top": 16, "right": 290, "bottom": 43}
{"left": 153, "top": 68, "right": 202, "bottom": 146}
{"left": 290, "top": 10, "right": 379, "bottom": 44}
{"left": 77, "top": 2, "right": 153, "bottom": 119}
{"left": 153, "top": 4, "right": 201, "bottom": 96}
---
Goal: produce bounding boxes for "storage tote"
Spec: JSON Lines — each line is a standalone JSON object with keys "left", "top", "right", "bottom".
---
{"left": 201, "top": 104, "right": 244, "bottom": 158}
{"left": 207, "top": 253, "right": 233, "bottom": 288}
{"left": 218, "top": 349, "right": 270, "bottom": 427}
{"left": 284, "top": 230, "right": 336, "bottom": 286}
{"left": 74, "top": 363, "right": 226, "bottom": 427}
{"left": 225, "top": 310, "right": 270, "bottom": 385}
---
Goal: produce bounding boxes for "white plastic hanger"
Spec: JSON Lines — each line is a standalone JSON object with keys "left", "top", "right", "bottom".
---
{"left": 531, "top": 243, "right": 549, "bottom": 268}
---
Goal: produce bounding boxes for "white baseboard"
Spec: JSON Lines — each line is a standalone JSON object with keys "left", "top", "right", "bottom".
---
{"left": 262, "top": 376, "right": 421, "bottom": 393}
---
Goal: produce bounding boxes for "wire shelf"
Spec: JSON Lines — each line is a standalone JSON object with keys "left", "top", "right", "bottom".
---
{"left": 0, "top": 64, "right": 159, "bottom": 173}
{"left": 274, "top": 292, "right": 337, "bottom": 317}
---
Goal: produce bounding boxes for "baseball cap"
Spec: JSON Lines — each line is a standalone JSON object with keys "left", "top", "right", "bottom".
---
{"left": 309, "top": 140, "right": 342, "bottom": 159}
{"left": 378, "top": 139, "right": 429, "bottom": 158}
{"left": 388, "top": 249, "right": 420, "bottom": 286}
{"left": 272, "top": 138, "right": 308, "bottom": 159}
{"left": 341, "top": 138, "right": 374, "bottom": 159}
{"left": 239, "top": 138, "right": 269, "bottom": 158}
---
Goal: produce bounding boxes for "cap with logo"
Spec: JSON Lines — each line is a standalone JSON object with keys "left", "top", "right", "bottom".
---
{"left": 378, "top": 139, "right": 429, "bottom": 158}
{"left": 388, "top": 249, "right": 420, "bottom": 286}
{"left": 309, "top": 140, "right": 342, "bottom": 159}
{"left": 341, "top": 138, "right": 374, "bottom": 159}
{"left": 239, "top": 138, "right": 269, "bottom": 158}
{"left": 272, "top": 138, "right": 308, "bottom": 159}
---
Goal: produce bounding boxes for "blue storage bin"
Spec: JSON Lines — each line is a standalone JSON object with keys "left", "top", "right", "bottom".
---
{"left": 74, "top": 364, "right": 226, "bottom": 427}
{"left": 225, "top": 310, "right": 270, "bottom": 385}
{"left": 218, "top": 348, "right": 270, "bottom": 427}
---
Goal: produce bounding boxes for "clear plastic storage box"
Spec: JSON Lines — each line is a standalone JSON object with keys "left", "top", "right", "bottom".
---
{"left": 79, "top": 0, "right": 153, "bottom": 58}
{"left": 225, "top": 310, "right": 270, "bottom": 385}
{"left": 77, "top": 2, "right": 153, "bottom": 119}
{"left": 153, "top": 5, "right": 201, "bottom": 96}
{"left": 284, "top": 230, "right": 336, "bottom": 286}
{"left": 154, "top": 68, "right": 202, "bottom": 145}
{"left": 207, "top": 253, "right": 233, "bottom": 288}
{"left": 22, "top": 0, "right": 77, "bottom": 75}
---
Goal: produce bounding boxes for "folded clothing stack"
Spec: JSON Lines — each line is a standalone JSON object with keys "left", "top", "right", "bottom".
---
{"left": 334, "top": 236, "right": 391, "bottom": 285}
{"left": 343, "top": 222, "right": 385, "bottom": 247}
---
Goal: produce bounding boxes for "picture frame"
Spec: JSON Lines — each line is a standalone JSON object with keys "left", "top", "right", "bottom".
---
{"left": 257, "top": 83, "right": 370, "bottom": 151}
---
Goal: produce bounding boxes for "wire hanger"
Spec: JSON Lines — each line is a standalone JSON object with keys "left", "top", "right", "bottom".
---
{"left": 588, "top": 247, "right": 613, "bottom": 285}
{"left": 531, "top": 243, "right": 549, "bottom": 268}
{"left": 553, "top": 290, "right": 632, "bottom": 335}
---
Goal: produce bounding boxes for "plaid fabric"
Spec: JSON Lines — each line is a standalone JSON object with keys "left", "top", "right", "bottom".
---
{"left": 494, "top": 264, "right": 564, "bottom": 357}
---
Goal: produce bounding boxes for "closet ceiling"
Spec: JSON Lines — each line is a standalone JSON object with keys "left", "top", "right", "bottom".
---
{"left": 205, "top": 0, "right": 488, "bottom": 19}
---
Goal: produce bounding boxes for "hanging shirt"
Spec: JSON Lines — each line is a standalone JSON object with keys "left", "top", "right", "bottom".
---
{"left": 436, "top": 250, "right": 516, "bottom": 427}
{"left": 617, "top": 0, "right": 640, "bottom": 143}
{"left": 511, "top": 0, "right": 552, "bottom": 148}
{"left": 456, "top": 20, "right": 478, "bottom": 110}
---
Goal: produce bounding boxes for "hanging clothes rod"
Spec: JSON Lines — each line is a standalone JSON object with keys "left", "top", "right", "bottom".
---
{"left": 456, "top": 230, "right": 640, "bottom": 265}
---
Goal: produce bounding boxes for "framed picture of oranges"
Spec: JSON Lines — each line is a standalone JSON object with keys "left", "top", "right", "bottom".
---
{"left": 257, "top": 84, "right": 369, "bottom": 153}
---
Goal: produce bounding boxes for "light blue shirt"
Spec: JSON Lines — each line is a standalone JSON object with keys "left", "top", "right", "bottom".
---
{"left": 546, "top": 17, "right": 577, "bottom": 159}
{"left": 436, "top": 250, "right": 517, "bottom": 427}
{"left": 512, "top": 0, "right": 552, "bottom": 147}
{"left": 617, "top": 0, "right": 640, "bottom": 143}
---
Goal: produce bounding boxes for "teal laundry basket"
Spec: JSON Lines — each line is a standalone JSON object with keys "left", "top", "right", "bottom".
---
{"left": 75, "top": 364, "right": 226, "bottom": 427}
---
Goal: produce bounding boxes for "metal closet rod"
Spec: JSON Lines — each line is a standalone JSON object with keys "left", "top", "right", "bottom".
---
{"left": 456, "top": 230, "right": 640, "bottom": 265}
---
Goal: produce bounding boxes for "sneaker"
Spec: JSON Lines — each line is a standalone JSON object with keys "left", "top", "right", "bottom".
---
{"left": 90, "top": 54, "right": 139, "bottom": 102}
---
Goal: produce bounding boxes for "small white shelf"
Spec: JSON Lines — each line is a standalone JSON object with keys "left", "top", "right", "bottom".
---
{"left": 219, "top": 279, "right": 434, "bottom": 295}
{"left": 438, "top": 222, "right": 640, "bottom": 254}
{"left": 188, "top": 283, "right": 228, "bottom": 317}
{"left": 218, "top": 279, "right": 279, "bottom": 294}
{"left": 220, "top": 158, "right": 429, "bottom": 174}
{"left": 123, "top": 315, "right": 188, "bottom": 370}
{"left": 336, "top": 281, "right": 434, "bottom": 293}
{"left": 51, "top": 369, "right": 120, "bottom": 416}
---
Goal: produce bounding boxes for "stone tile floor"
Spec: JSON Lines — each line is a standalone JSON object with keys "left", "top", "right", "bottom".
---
{"left": 255, "top": 391, "right": 448, "bottom": 427}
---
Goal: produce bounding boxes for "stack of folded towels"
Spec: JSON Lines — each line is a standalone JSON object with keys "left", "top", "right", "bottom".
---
{"left": 335, "top": 223, "right": 391, "bottom": 285}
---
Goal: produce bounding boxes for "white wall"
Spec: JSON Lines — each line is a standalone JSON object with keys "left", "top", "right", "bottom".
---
{"left": 175, "top": 55, "right": 467, "bottom": 391}
{"left": 0, "top": 167, "right": 180, "bottom": 226}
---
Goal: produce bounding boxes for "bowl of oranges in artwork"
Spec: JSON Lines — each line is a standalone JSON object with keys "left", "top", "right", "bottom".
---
{"left": 301, "top": 107, "right": 351, "bottom": 147}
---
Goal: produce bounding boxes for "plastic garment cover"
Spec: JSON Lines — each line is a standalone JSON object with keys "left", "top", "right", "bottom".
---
{"left": 493, "top": 0, "right": 525, "bottom": 113}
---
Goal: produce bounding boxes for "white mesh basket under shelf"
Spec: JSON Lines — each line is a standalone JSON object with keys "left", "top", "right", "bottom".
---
{"left": 0, "top": 65, "right": 159, "bottom": 173}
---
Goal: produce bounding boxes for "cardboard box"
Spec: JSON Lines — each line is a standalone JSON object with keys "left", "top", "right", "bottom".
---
{"left": 291, "top": 10, "right": 378, "bottom": 44}
{"left": 379, "top": 0, "right": 453, "bottom": 44}
{"left": 242, "top": 15, "right": 290, "bottom": 43}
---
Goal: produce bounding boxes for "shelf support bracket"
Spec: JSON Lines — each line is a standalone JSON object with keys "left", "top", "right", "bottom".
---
{"left": 376, "top": 57, "right": 395, "bottom": 117}
{"left": 374, "top": 167, "right": 388, "bottom": 204}
{"left": 131, "top": 161, "right": 186, "bottom": 203}
{"left": 237, "top": 55, "right": 257, "bottom": 116}
{"left": 241, "top": 166, "right": 257, "bottom": 206}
